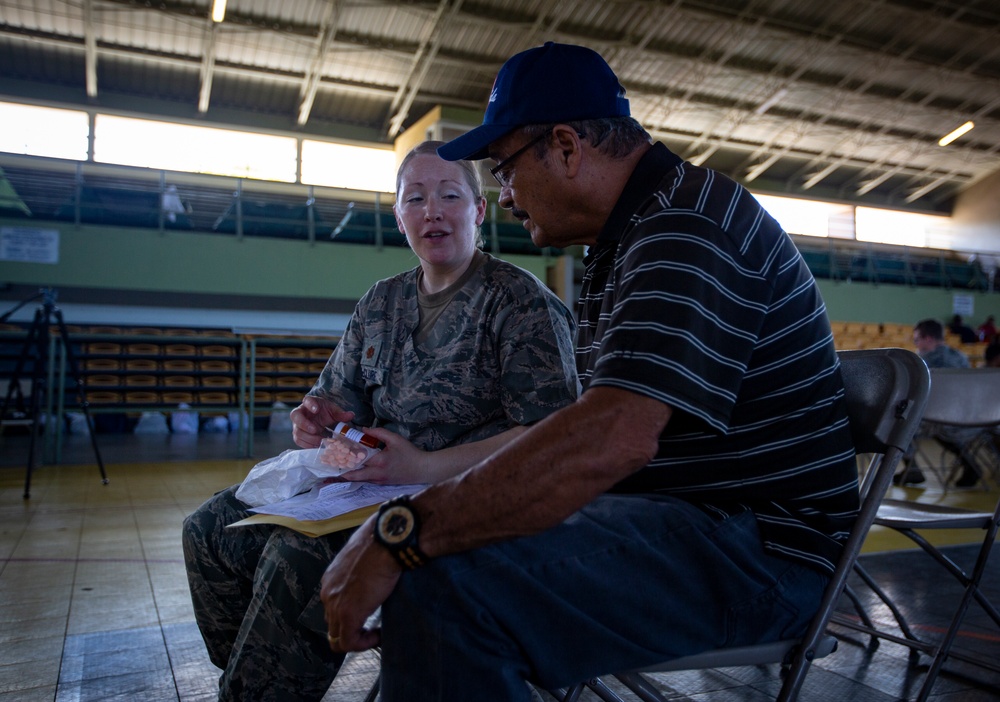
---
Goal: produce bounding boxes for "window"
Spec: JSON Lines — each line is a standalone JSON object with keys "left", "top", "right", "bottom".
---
{"left": 0, "top": 103, "right": 89, "bottom": 160}
{"left": 93, "top": 115, "right": 297, "bottom": 181}
{"left": 855, "top": 207, "right": 952, "bottom": 248}
{"left": 301, "top": 141, "right": 395, "bottom": 193}
{"left": 752, "top": 194, "right": 854, "bottom": 239}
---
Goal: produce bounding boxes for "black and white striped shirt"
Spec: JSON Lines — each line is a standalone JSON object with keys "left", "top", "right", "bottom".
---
{"left": 578, "top": 143, "right": 859, "bottom": 575}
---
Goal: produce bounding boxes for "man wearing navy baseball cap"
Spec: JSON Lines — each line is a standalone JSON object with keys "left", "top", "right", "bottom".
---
{"left": 436, "top": 42, "right": 631, "bottom": 161}
{"left": 321, "top": 43, "right": 858, "bottom": 700}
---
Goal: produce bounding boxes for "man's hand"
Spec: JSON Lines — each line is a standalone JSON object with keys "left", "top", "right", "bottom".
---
{"left": 321, "top": 517, "right": 402, "bottom": 652}
{"left": 291, "top": 396, "right": 354, "bottom": 448}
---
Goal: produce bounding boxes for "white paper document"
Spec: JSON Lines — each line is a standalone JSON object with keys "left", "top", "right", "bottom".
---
{"left": 249, "top": 480, "right": 428, "bottom": 522}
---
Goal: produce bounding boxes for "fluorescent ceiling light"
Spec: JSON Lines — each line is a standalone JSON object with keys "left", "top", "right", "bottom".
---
{"left": 938, "top": 121, "right": 974, "bottom": 147}
{"left": 211, "top": 0, "right": 227, "bottom": 22}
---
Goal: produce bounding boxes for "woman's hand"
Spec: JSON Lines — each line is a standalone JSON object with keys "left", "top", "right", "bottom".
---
{"left": 290, "top": 396, "right": 355, "bottom": 448}
{"left": 339, "top": 426, "right": 431, "bottom": 484}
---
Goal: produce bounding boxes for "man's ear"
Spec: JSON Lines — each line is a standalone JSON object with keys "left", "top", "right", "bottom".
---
{"left": 551, "top": 125, "right": 584, "bottom": 177}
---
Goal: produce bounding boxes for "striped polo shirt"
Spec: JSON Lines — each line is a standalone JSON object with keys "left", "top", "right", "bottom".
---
{"left": 579, "top": 142, "right": 859, "bottom": 575}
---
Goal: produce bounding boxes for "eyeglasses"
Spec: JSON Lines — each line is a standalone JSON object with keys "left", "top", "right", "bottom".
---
{"left": 489, "top": 128, "right": 553, "bottom": 188}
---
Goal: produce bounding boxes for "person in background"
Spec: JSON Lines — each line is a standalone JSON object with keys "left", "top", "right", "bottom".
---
{"left": 977, "top": 315, "right": 997, "bottom": 344}
{"left": 914, "top": 318, "right": 970, "bottom": 370}
{"left": 318, "top": 42, "right": 858, "bottom": 701}
{"left": 896, "top": 318, "right": 978, "bottom": 487}
{"left": 986, "top": 340, "right": 1000, "bottom": 368}
{"left": 948, "top": 314, "right": 978, "bottom": 344}
{"left": 161, "top": 183, "right": 190, "bottom": 224}
{"left": 182, "top": 140, "right": 579, "bottom": 702}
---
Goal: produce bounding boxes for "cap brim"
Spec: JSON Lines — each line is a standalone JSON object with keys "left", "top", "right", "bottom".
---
{"left": 437, "top": 123, "right": 517, "bottom": 161}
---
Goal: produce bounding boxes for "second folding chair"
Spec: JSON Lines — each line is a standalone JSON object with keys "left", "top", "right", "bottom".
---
{"left": 833, "top": 366, "right": 1000, "bottom": 702}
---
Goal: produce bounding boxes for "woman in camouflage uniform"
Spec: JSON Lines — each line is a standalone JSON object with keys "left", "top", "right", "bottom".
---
{"left": 182, "top": 141, "right": 580, "bottom": 702}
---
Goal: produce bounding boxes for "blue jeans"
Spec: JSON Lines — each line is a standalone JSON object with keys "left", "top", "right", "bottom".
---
{"left": 380, "top": 494, "right": 829, "bottom": 701}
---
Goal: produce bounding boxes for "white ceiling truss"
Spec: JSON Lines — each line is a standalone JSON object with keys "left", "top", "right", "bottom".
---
{"left": 0, "top": 0, "right": 997, "bottom": 212}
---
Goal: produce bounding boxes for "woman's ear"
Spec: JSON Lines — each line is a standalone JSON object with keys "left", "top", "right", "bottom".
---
{"left": 475, "top": 196, "right": 487, "bottom": 226}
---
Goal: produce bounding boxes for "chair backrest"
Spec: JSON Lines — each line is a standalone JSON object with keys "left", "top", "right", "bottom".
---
{"left": 838, "top": 347, "right": 931, "bottom": 454}
{"left": 922, "top": 367, "right": 1000, "bottom": 428}
{"left": 780, "top": 347, "right": 930, "bottom": 698}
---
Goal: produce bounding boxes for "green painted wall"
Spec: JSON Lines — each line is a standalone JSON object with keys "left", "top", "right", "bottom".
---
{"left": 2, "top": 218, "right": 997, "bottom": 326}
{"left": 0, "top": 220, "right": 555, "bottom": 302}
{"left": 817, "top": 279, "right": 1000, "bottom": 326}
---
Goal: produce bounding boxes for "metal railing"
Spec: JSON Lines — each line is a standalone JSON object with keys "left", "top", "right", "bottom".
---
{"left": 2, "top": 152, "right": 994, "bottom": 288}
{"left": 0, "top": 152, "right": 556, "bottom": 256}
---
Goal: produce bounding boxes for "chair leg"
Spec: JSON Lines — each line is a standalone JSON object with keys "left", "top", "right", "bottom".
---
{"left": 614, "top": 672, "right": 670, "bottom": 702}
{"left": 830, "top": 563, "right": 923, "bottom": 648}
{"left": 852, "top": 562, "right": 921, "bottom": 641}
{"left": 983, "top": 433, "right": 1000, "bottom": 484}
{"left": 585, "top": 677, "right": 630, "bottom": 702}
{"left": 957, "top": 445, "right": 988, "bottom": 490}
{"left": 549, "top": 681, "right": 617, "bottom": 702}
{"left": 900, "top": 528, "right": 1000, "bottom": 629}
{"left": 913, "top": 515, "right": 1000, "bottom": 702}
{"left": 841, "top": 583, "right": 878, "bottom": 632}
{"left": 362, "top": 672, "right": 380, "bottom": 702}
{"left": 546, "top": 684, "right": 586, "bottom": 702}
{"left": 912, "top": 437, "right": 950, "bottom": 489}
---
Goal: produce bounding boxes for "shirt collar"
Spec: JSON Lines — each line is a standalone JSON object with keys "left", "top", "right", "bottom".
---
{"left": 595, "top": 142, "right": 683, "bottom": 246}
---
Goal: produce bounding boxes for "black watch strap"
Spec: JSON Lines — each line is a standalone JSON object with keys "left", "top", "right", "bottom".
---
{"left": 373, "top": 496, "right": 429, "bottom": 570}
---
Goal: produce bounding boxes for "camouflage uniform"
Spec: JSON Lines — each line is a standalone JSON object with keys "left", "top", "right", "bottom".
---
{"left": 183, "top": 251, "right": 579, "bottom": 702}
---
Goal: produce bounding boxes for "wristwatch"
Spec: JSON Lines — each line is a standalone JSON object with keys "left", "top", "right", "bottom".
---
{"left": 373, "top": 495, "right": 429, "bottom": 570}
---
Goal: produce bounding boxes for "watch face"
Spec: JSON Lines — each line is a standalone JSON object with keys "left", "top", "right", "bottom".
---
{"left": 378, "top": 504, "right": 415, "bottom": 545}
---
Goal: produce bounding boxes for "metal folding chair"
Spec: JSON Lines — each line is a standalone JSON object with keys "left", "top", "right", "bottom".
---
{"left": 833, "top": 367, "right": 1000, "bottom": 702}
{"left": 547, "top": 348, "right": 931, "bottom": 702}
{"left": 909, "top": 422, "right": 999, "bottom": 490}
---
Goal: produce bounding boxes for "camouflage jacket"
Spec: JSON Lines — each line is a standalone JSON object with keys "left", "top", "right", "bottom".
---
{"left": 310, "top": 253, "right": 580, "bottom": 452}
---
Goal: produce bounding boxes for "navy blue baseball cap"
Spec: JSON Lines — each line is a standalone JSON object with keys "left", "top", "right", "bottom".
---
{"left": 437, "top": 42, "right": 630, "bottom": 162}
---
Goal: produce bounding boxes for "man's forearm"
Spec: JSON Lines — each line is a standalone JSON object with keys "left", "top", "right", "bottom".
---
{"left": 412, "top": 387, "right": 671, "bottom": 559}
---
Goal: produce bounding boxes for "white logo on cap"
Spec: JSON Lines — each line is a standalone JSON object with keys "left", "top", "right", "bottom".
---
{"left": 489, "top": 88, "right": 498, "bottom": 103}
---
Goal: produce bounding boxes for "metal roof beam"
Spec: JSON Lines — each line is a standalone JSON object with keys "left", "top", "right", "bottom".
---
{"left": 849, "top": 88, "right": 1000, "bottom": 196}
{"left": 297, "top": 0, "right": 339, "bottom": 127}
{"left": 903, "top": 176, "right": 950, "bottom": 204}
{"left": 385, "top": 0, "right": 462, "bottom": 139}
{"left": 787, "top": 3, "right": 999, "bottom": 191}
{"left": 197, "top": 20, "right": 219, "bottom": 114}
{"left": 83, "top": 0, "right": 98, "bottom": 98}
{"left": 0, "top": 25, "right": 484, "bottom": 110}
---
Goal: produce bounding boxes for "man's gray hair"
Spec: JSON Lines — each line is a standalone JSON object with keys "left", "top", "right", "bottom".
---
{"left": 523, "top": 117, "right": 652, "bottom": 159}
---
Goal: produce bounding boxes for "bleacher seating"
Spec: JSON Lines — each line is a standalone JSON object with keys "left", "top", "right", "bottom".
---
{"left": 831, "top": 321, "right": 992, "bottom": 367}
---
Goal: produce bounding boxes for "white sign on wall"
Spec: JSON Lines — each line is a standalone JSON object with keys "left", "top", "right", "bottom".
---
{"left": 952, "top": 294, "right": 974, "bottom": 317}
{"left": 0, "top": 226, "right": 60, "bottom": 264}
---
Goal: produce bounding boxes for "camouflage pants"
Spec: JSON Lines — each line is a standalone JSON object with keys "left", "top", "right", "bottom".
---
{"left": 182, "top": 486, "right": 352, "bottom": 702}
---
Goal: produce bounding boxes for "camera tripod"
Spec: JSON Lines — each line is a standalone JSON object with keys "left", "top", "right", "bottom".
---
{"left": 0, "top": 289, "right": 108, "bottom": 498}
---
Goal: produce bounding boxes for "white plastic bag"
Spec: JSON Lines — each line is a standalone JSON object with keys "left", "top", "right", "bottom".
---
{"left": 317, "top": 424, "right": 382, "bottom": 475}
{"left": 171, "top": 402, "right": 199, "bottom": 434}
{"left": 235, "top": 448, "right": 330, "bottom": 506}
{"left": 134, "top": 411, "right": 169, "bottom": 434}
{"left": 67, "top": 412, "right": 89, "bottom": 435}
{"left": 202, "top": 415, "right": 230, "bottom": 433}
{"left": 227, "top": 410, "right": 248, "bottom": 433}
